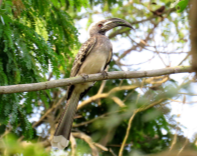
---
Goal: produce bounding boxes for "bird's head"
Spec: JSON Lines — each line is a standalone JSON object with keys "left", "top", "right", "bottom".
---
{"left": 88, "top": 18, "right": 133, "bottom": 38}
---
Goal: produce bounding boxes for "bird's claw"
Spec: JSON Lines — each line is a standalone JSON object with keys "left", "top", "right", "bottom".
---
{"left": 80, "top": 73, "right": 89, "bottom": 80}
{"left": 101, "top": 71, "right": 108, "bottom": 78}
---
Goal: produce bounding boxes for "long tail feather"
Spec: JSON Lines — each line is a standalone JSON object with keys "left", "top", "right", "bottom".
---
{"left": 51, "top": 91, "right": 80, "bottom": 149}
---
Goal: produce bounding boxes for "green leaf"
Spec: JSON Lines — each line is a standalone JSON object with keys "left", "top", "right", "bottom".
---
{"left": 177, "top": 0, "right": 188, "bottom": 13}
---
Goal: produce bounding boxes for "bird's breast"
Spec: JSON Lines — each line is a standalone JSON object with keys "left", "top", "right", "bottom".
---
{"left": 78, "top": 51, "right": 107, "bottom": 75}
{"left": 78, "top": 38, "right": 112, "bottom": 75}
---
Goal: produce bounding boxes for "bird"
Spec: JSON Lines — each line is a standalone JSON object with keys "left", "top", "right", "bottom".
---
{"left": 51, "top": 18, "right": 133, "bottom": 149}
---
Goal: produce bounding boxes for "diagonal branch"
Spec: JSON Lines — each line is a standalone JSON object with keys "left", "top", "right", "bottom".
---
{"left": 72, "top": 132, "right": 106, "bottom": 156}
{"left": 78, "top": 85, "right": 139, "bottom": 110}
{"left": 0, "top": 66, "right": 192, "bottom": 94}
{"left": 108, "top": 8, "right": 176, "bottom": 39}
{"left": 118, "top": 111, "right": 138, "bottom": 156}
{"left": 32, "top": 93, "right": 67, "bottom": 128}
{"left": 118, "top": 98, "right": 166, "bottom": 156}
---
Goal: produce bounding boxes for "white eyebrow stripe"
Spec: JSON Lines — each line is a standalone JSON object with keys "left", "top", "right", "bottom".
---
{"left": 103, "top": 21, "right": 113, "bottom": 25}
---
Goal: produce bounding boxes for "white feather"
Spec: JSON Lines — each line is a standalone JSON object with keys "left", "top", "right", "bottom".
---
{"left": 103, "top": 21, "right": 113, "bottom": 26}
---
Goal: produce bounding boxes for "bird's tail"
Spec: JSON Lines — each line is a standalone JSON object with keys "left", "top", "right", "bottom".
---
{"left": 51, "top": 91, "right": 80, "bottom": 149}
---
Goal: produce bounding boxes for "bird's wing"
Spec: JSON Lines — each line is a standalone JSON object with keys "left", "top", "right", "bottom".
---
{"left": 70, "top": 36, "right": 97, "bottom": 77}
{"left": 66, "top": 36, "right": 97, "bottom": 100}
{"left": 104, "top": 42, "right": 112, "bottom": 70}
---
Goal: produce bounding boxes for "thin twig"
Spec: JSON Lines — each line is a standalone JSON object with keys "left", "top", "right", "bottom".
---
{"left": 108, "top": 8, "right": 176, "bottom": 39}
{"left": 97, "top": 79, "right": 107, "bottom": 106}
{"left": 169, "top": 99, "right": 197, "bottom": 104}
{"left": 72, "top": 132, "right": 100, "bottom": 156}
{"left": 0, "top": 128, "right": 13, "bottom": 139}
{"left": 73, "top": 111, "right": 120, "bottom": 127}
{"left": 111, "top": 96, "right": 126, "bottom": 107}
{"left": 178, "top": 92, "right": 197, "bottom": 96}
{"left": 115, "top": 55, "right": 155, "bottom": 67}
{"left": 78, "top": 85, "right": 139, "bottom": 110}
{"left": 70, "top": 134, "right": 77, "bottom": 156}
{"left": 109, "top": 148, "right": 117, "bottom": 156}
{"left": 32, "top": 93, "right": 67, "bottom": 128}
{"left": 119, "top": 98, "right": 166, "bottom": 156}
{"left": 169, "top": 129, "right": 177, "bottom": 152}
{"left": 177, "top": 138, "right": 189, "bottom": 155}
{"left": 118, "top": 110, "right": 138, "bottom": 156}
{"left": 178, "top": 53, "right": 190, "bottom": 66}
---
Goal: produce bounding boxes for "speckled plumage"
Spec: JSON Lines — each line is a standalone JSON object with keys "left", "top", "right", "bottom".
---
{"left": 51, "top": 18, "right": 133, "bottom": 149}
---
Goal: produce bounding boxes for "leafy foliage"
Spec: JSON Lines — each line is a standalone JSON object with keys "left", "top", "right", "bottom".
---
{"left": 177, "top": 0, "right": 189, "bottom": 13}
{"left": 0, "top": 0, "right": 86, "bottom": 139}
{"left": 0, "top": 135, "right": 50, "bottom": 156}
{"left": 76, "top": 71, "right": 179, "bottom": 155}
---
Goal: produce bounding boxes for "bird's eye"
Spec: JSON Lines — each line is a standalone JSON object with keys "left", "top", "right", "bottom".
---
{"left": 98, "top": 24, "right": 103, "bottom": 27}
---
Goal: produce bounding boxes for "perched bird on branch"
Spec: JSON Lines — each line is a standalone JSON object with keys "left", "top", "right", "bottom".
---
{"left": 51, "top": 18, "right": 133, "bottom": 149}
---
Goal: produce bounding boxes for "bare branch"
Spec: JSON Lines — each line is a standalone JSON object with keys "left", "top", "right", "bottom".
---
{"left": 108, "top": 8, "right": 176, "bottom": 39}
{"left": 109, "top": 148, "right": 117, "bottom": 156}
{"left": 118, "top": 111, "right": 138, "bottom": 156}
{"left": 178, "top": 53, "right": 190, "bottom": 66}
{"left": 177, "top": 138, "right": 189, "bottom": 155}
{"left": 169, "top": 99, "right": 197, "bottom": 104}
{"left": 94, "top": 143, "right": 108, "bottom": 151}
{"left": 178, "top": 92, "right": 197, "bottom": 96}
{"left": 119, "top": 98, "right": 166, "bottom": 156}
{"left": 73, "top": 111, "right": 119, "bottom": 128}
{"left": 111, "top": 96, "right": 126, "bottom": 107}
{"left": 169, "top": 131, "right": 177, "bottom": 152}
{"left": 70, "top": 134, "right": 77, "bottom": 156}
{"left": 72, "top": 132, "right": 100, "bottom": 156}
{"left": 78, "top": 85, "right": 140, "bottom": 110}
{"left": 32, "top": 93, "right": 67, "bottom": 128}
{"left": 0, "top": 66, "right": 192, "bottom": 94}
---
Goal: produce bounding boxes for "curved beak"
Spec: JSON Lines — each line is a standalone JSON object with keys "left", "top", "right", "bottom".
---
{"left": 100, "top": 18, "right": 134, "bottom": 32}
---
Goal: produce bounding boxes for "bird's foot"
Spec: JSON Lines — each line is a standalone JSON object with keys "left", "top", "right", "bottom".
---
{"left": 80, "top": 73, "right": 89, "bottom": 80}
{"left": 101, "top": 70, "right": 108, "bottom": 78}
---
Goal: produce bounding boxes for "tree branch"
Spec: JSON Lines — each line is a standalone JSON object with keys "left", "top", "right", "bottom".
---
{"left": 118, "top": 111, "right": 138, "bottom": 156}
{"left": 78, "top": 85, "right": 139, "bottom": 110}
{"left": 0, "top": 66, "right": 192, "bottom": 94}
{"left": 32, "top": 93, "right": 67, "bottom": 128}
{"left": 72, "top": 132, "right": 105, "bottom": 156}
{"left": 70, "top": 134, "right": 77, "bottom": 156}
{"left": 119, "top": 98, "right": 166, "bottom": 156}
{"left": 108, "top": 8, "right": 176, "bottom": 39}
{"left": 190, "top": 0, "right": 197, "bottom": 74}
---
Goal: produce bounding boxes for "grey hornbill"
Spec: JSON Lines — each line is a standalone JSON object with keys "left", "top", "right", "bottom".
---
{"left": 51, "top": 18, "right": 133, "bottom": 149}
